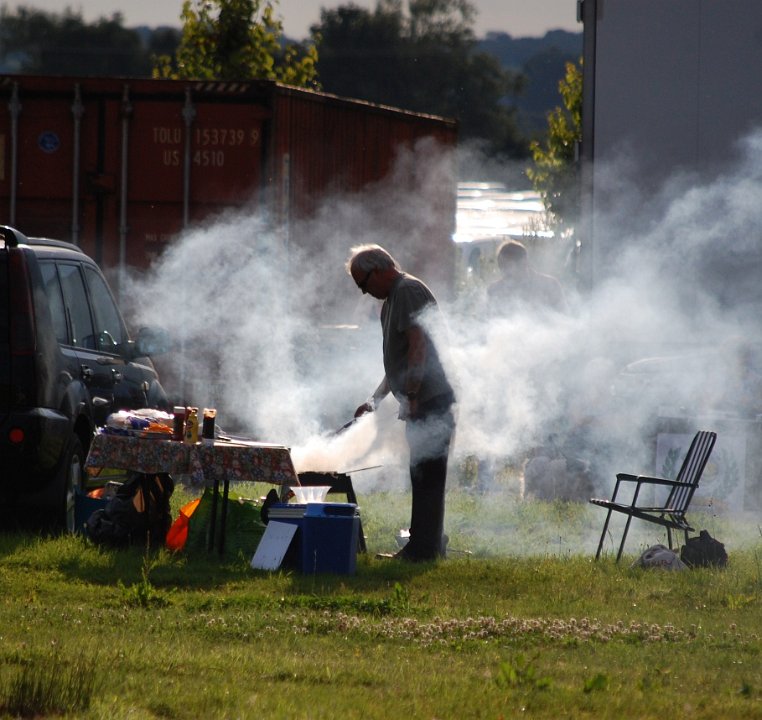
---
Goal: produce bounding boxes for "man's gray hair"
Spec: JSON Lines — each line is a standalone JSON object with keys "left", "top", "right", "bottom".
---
{"left": 345, "top": 244, "right": 399, "bottom": 274}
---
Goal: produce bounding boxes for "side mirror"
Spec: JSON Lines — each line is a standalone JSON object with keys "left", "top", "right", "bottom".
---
{"left": 132, "top": 326, "right": 170, "bottom": 357}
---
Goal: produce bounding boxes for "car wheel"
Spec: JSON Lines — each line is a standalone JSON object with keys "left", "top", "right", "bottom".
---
{"left": 61, "top": 436, "right": 86, "bottom": 533}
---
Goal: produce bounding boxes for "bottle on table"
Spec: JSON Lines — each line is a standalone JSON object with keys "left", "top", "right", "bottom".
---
{"left": 184, "top": 407, "right": 199, "bottom": 445}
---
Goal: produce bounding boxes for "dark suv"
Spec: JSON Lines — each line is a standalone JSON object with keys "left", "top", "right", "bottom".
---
{"left": 0, "top": 225, "right": 169, "bottom": 530}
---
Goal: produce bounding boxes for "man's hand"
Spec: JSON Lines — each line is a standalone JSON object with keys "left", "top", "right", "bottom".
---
{"left": 398, "top": 396, "right": 419, "bottom": 421}
{"left": 354, "top": 401, "right": 374, "bottom": 418}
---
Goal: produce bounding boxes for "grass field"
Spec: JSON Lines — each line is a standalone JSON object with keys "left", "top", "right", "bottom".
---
{"left": 0, "top": 483, "right": 760, "bottom": 719}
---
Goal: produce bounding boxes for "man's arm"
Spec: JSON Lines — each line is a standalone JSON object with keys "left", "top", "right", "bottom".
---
{"left": 403, "top": 324, "right": 427, "bottom": 417}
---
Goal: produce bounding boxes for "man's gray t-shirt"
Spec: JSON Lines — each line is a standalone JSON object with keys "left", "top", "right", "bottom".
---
{"left": 380, "top": 273, "right": 454, "bottom": 406}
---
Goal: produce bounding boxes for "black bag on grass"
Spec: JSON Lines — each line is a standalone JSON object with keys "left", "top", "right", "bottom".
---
{"left": 680, "top": 530, "right": 728, "bottom": 568}
{"left": 86, "top": 472, "right": 174, "bottom": 548}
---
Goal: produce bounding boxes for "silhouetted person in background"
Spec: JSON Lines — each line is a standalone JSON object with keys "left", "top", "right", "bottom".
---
{"left": 488, "top": 240, "right": 568, "bottom": 316}
{"left": 480, "top": 241, "right": 570, "bottom": 494}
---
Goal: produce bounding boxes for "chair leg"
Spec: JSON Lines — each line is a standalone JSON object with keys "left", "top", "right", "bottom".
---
{"left": 666, "top": 527, "right": 673, "bottom": 551}
{"left": 616, "top": 515, "right": 634, "bottom": 562}
{"left": 595, "top": 508, "right": 614, "bottom": 560}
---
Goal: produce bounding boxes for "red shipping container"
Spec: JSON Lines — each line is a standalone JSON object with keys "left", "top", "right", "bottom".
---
{"left": 0, "top": 75, "right": 457, "bottom": 292}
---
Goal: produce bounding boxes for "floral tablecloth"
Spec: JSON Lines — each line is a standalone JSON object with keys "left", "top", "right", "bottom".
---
{"left": 85, "top": 432, "right": 298, "bottom": 488}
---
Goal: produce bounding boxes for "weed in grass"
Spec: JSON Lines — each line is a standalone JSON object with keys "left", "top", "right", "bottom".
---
{"left": 724, "top": 593, "right": 757, "bottom": 609}
{"left": 495, "top": 653, "right": 551, "bottom": 692}
{"left": 118, "top": 551, "right": 170, "bottom": 608}
{"left": 582, "top": 672, "right": 609, "bottom": 693}
{"left": 392, "top": 581, "right": 411, "bottom": 612}
{"left": 0, "top": 649, "right": 96, "bottom": 716}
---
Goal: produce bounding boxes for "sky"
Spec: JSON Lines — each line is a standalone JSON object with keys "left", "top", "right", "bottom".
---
{"left": 14, "top": 0, "right": 580, "bottom": 39}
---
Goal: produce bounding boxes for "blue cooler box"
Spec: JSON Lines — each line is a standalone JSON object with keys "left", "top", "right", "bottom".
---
{"left": 302, "top": 502, "right": 360, "bottom": 575}
{"left": 269, "top": 502, "right": 360, "bottom": 575}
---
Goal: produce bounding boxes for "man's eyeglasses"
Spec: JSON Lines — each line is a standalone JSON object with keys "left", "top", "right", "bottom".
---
{"left": 356, "top": 269, "right": 374, "bottom": 291}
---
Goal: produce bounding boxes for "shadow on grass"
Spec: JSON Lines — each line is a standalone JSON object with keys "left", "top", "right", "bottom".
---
{"left": 0, "top": 522, "right": 437, "bottom": 603}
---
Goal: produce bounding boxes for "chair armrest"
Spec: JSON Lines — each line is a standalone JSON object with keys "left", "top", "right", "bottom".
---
{"left": 611, "top": 473, "right": 656, "bottom": 503}
{"left": 610, "top": 473, "right": 690, "bottom": 508}
{"left": 616, "top": 474, "right": 686, "bottom": 487}
{"left": 616, "top": 473, "right": 640, "bottom": 482}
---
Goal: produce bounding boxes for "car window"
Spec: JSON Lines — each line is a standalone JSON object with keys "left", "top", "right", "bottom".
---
{"left": 39, "top": 261, "right": 69, "bottom": 344}
{"left": 84, "top": 266, "right": 125, "bottom": 352}
{"left": 57, "top": 262, "right": 96, "bottom": 349}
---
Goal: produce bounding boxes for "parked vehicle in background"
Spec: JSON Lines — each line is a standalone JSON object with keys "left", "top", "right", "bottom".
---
{"left": 0, "top": 225, "right": 169, "bottom": 530}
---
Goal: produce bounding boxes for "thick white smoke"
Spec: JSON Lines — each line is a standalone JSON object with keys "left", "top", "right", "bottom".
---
{"left": 124, "top": 129, "right": 762, "bottom": 551}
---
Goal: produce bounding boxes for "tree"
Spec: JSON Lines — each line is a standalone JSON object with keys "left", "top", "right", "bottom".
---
{"left": 527, "top": 59, "right": 582, "bottom": 232}
{"left": 312, "top": 0, "right": 527, "bottom": 157}
{"left": 0, "top": 6, "right": 156, "bottom": 76}
{"left": 153, "top": 0, "right": 318, "bottom": 87}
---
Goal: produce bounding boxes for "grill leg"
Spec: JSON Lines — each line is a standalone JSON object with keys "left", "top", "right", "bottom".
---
{"left": 343, "top": 478, "right": 367, "bottom": 553}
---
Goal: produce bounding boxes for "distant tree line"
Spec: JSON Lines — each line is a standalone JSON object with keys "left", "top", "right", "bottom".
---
{"left": 0, "top": 6, "right": 179, "bottom": 76}
{"left": 310, "top": 0, "right": 526, "bottom": 158}
{"left": 0, "top": 1, "right": 581, "bottom": 162}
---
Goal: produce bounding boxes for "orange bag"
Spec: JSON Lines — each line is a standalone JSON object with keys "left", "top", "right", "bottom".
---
{"left": 165, "top": 497, "right": 201, "bottom": 552}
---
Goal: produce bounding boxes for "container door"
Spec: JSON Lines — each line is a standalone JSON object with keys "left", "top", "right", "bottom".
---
{"left": 123, "top": 100, "right": 265, "bottom": 267}
{"left": 0, "top": 95, "right": 74, "bottom": 238}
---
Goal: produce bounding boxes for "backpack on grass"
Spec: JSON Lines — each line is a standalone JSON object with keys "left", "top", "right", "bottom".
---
{"left": 680, "top": 530, "right": 728, "bottom": 568}
{"left": 86, "top": 472, "right": 174, "bottom": 548}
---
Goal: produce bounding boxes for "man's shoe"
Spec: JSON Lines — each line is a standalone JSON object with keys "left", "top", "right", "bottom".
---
{"left": 374, "top": 545, "right": 428, "bottom": 562}
{"left": 395, "top": 543, "right": 439, "bottom": 562}
{"left": 376, "top": 536, "right": 449, "bottom": 562}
